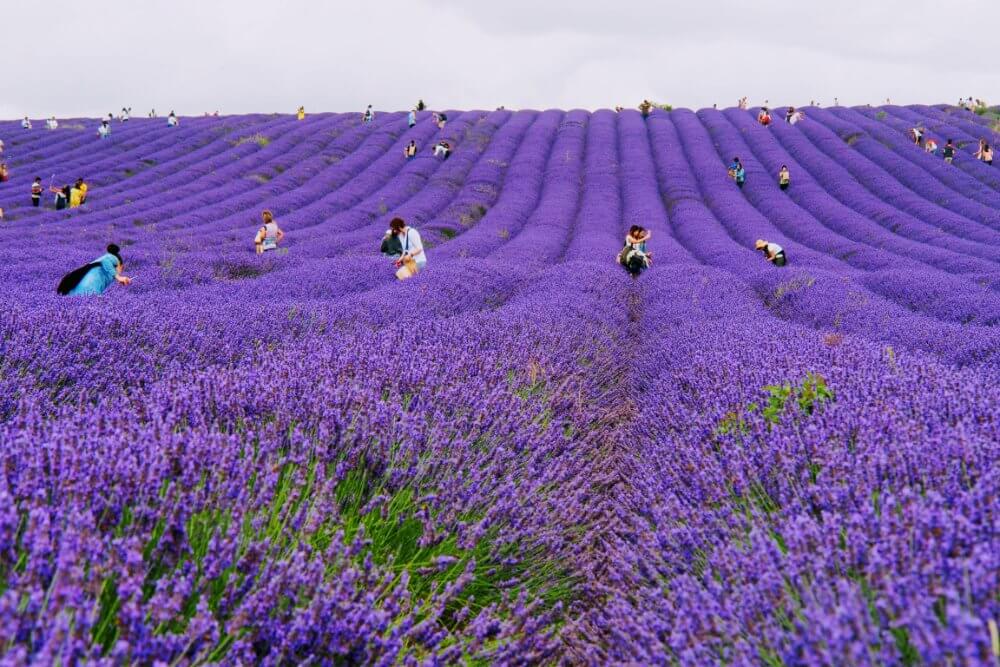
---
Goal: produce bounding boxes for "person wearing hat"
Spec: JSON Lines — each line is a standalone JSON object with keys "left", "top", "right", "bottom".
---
{"left": 57, "top": 244, "right": 133, "bottom": 296}
{"left": 755, "top": 239, "right": 787, "bottom": 266}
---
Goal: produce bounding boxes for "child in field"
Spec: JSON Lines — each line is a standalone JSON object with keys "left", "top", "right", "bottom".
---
{"left": 31, "top": 177, "right": 43, "bottom": 207}
{"left": 254, "top": 210, "right": 285, "bottom": 254}
{"left": 433, "top": 141, "right": 451, "bottom": 159}
{"left": 297, "top": 106, "right": 305, "bottom": 120}
{"left": 404, "top": 140, "right": 417, "bottom": 159}
{"left": 778, "top": 165, "right": 790, "bottom": 190}
{"left": 57, "top": 244, "right": 132, "bottom": 296}
{"left": 757, "top": 107, "right": 772, "bottom": 126}
{"left": 942, "top": 139, "right": 956, "bottom": 164}
{"left": 363, "top": 105, "right": 374, "bottom": 123}
{"left": 728, "top": 157, "right": 746, "bottom": 188}
{"left": 755, "top": 239, "right": 787, "bottom": 266}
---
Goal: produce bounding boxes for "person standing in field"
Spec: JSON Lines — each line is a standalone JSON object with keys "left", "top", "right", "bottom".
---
{"left": 757, "top": 107, "right": 772, "bottom": 126}
{"left": 46, "top": 117, "right": 59, "bottom": 130}
{"left": 363, "top": 105, "right": 375, "bottom": 124}
{"left": 433, "top": 112, "right": 447, "bottom": 129}
{"left": 98, "top": 120, "right": 111, "bottom": 139}
{"left": 0, "top": 138, "right": 5, "bottom": 154}
{"left": 755, "top": 239, "right": 787, "bottom": 266}
{"left": 0, "top": 163, "right": 9, "bottom": 183}
{"left": 909, "top": 127, "right": 923, "bottom": 145}
{"left": 254, "top": 210, "right": 285, "bottom": 254}
{"left": 167, "top": 111, "right": 179, "bottom": 127}
{"left": 50, "top": 184, "right": 70, "bottom": 210}
{"left": 385, "top": 217, "right": 426, "bottom": 280}
{"left": 977, "top": 142, "right": 994, "bottom": 165}
{"left": 942, "top": 139, "right": 956, "bottom": 164}
{"left": 778, "top": 165, "right": 791, "bottom": 191}
{"left": 404, "top": 140, "right": 417, "bottom": 160}
{"left": 408, "top": 108, "right": 417, "bottom": 128}
{"left": 31, "top": 177, "right": 43, "bottom": 207}
{"left": 297, "top": 106, "right": 306, "bottom": 120}
{"left": 22, "top": 117, "right": 32, "bottom": 129}
{"left": 729, "top": 157, "right": 746, "bottom": 188}
{"left": 57, "top": 244, "right": 133, "bottom": 296}
{"left": 75, "top": 178, "right": 89, "bottom": 204}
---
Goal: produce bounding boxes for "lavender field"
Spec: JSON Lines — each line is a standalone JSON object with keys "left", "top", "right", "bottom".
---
{"left": 1, "top": 104, "right": 999, "bottom": 665}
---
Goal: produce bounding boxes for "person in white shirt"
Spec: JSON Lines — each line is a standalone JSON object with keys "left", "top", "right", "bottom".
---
{"left": 21, "top": 117, "right": 32, "bottom": 129}
{"left": 363, "top": 105, "right": 374, "bottom": 123}
{"left": 167, "top": 111, "right": 178, "bottom": 127}
{"left": 386, "top": 217, "right": 426, "bottom": 280}
{"left": 755, "top": 239, "right": 787, "bottom": 266}
{"left": 46, "top": 117, "right": 59, "bottom": 130}
{"left": 254, "top": 209, "right": 285, "bottom": 254}
{"left": 98, "top": 121, "right": 111, "bottom": 139}
{"left": 121, "top": 107, "right": 130, "bottom": 122}
{"left": 408, "top": 109, "right": 416, "bottom": 128}
{"left": 433, "top": 141, "right": 451, "bottom": 159}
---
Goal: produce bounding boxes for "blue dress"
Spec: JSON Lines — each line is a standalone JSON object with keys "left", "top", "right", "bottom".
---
{"left": 67, "top": 253, "right": 119, "bottom": 296}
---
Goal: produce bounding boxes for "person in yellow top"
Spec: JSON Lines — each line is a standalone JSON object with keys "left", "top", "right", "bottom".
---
{"left": 69, "top": 186, "right": 84, "bottom": 208}
{"left": 75, "top": 178, "right": 89, "bottom": 204}
{"left": 297, "top": 106, "right": 305, "bottom": 121}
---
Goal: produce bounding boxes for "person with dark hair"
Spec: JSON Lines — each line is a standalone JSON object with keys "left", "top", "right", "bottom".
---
{"left": 755, "top": 239, "right": 787, "bottom": 266}
{"left": 167, "top": 111, "right": 179, "bottom": 127}
{"left": 49, "top": 184, "right": 70, "bottom": 210}
{"left": 757, "top": 107, "right": 772, "bottom": 126}
{"left": 976, "top": 141, "right": 993, "bottom": 165}
{"left": 57, "top": 244, "right": 132, "bottom": 296}
{"left": 909, "top": 127, "right": 923, "bottom": 145}
{"left": 924, "top": 138, "right": 938, "bottom": 155}
{"left": 0, "top": 163, "right": 9, "bottom": 182}
{"left": 433, "top": 111, "right": 447, "bottom": 129}
{"left": 408, "top": 108, "right": 417, "bottom": 128}
{"left": 404, "top": 140, "right": 417, "bottom": 160}
{"left": 297, "top": 106, "right": 306, "bottom": 121}
{"left": 618, "top": 225, "right": 652, "bottom": 278}
{"left": 363, "top": 105, "right": 374, "bottom": 124}
{"left": 942, "top": 139, "right": 956, "bottom": 164}
{"left": 254, "top": 210, "right": 285, "bottom": 254}
{"left": 729, "top": 157, "right": 746, "bottom": 188}
{"left": 31, "top": 177, "right": 43, "bottom": 207}
{"left": 384, "top": 217, "right": 426, "bottom": 280}
{"left": 416, "top": 99, "right": 426, "bottom": 111}
{"left": 76, "top": 178, "right": 89, "bottom": 204}
{"left": 433, "top": 141, "right": 451, "bottom": 159}
{"left": 778, "top": 165, "right": 790, "bottom": 191}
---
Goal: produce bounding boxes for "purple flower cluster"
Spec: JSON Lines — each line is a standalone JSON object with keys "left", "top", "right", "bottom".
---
{"left": 0, "top": 105, "right": 998, "bottom": 665}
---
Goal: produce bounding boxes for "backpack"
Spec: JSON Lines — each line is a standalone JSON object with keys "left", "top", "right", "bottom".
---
{"left": 380, "top": 234, "right": 403, "bottom": 256}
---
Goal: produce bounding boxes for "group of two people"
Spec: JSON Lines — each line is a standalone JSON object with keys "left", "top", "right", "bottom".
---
{"left": 403, "top": 140, "right": 452, "bottom": 160}
{"left": 728, "top": 157, "right": 791, "bottom": 190}
{"left": 757, "top": 106, "right": 805, "bottom": 126}
{"left": 46, "top": 178, "right": 88, "bottom": 210}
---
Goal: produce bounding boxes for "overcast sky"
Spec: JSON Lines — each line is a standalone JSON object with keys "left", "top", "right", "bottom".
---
{"left": 3, "top": 0, "right": 997, "bottom": 119}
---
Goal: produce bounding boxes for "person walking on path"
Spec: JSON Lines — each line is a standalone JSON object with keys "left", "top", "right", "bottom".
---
{"left": 254, "top": 210, "right": 285, "bottom": 254}
{"left": 755, "top": 239, "right": 787, "bottom": 266}
{"left": 57, "top": 244, "right": 133, "bottom": 296}
{"left": 778, "top": 165, "right": 790, "bottom": 191}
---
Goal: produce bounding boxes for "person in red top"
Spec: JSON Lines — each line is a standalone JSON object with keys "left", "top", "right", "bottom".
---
{"left": 757, "top": 107, "right": 772, "bottom": 126}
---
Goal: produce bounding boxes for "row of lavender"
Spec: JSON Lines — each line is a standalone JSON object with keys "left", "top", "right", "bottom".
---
{"left": 0, "top": 104, "right": 998, "bottom": 664}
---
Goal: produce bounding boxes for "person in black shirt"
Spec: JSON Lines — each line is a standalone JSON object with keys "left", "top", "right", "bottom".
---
{"left": 942, "top": 139, "right": 956, "bottom": 164}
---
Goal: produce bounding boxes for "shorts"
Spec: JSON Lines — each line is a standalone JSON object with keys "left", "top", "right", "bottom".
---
{"left": 736, "top": 180, "right": 745, "bottom": 189}
{"left": 773, "top": 253, "right": 787, "bottom": 267}
{"left": 32, "top": 196, "right": 40, "bottom": 206}
{"left": 945, "top": 157, "right": 954, "bottom": 163}
{"left": 779, "top": 182, "right": 789, "bottom": 191}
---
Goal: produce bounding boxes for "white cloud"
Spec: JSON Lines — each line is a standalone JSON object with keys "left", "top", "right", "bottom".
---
{"left": 1, "top": 0, "right": 997, "bottom": 118}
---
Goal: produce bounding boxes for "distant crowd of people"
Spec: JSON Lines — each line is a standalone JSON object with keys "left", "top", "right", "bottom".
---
{"left": 6, "top": 96, "right": 992, "bottom": 295}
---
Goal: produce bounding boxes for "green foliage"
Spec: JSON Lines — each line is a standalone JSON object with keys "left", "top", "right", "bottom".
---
{"left": 876, "top": 111, "right": 887, "bottom": 120}
{"left": 761, "top": 372, "right": 835, "bottom": 426}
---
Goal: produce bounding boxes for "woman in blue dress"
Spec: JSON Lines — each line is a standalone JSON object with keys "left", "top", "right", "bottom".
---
{"left": 57, "top": 244, "right": 133, "bottom": 296}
